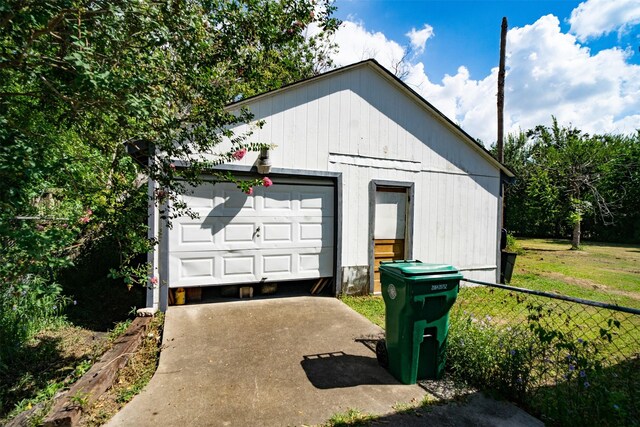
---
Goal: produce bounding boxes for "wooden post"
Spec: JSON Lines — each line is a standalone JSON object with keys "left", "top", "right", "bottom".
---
{"left": 497, "top": 17, "right": 507, "bottom": 164}
{"left": 498, "top": 17, "right": 508, "bottom": 236}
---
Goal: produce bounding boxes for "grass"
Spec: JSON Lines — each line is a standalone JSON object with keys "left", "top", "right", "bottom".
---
{"left": 0, "top": 325, "right": 110, "bottom": 424}
{"left": 340, "top": 296, "right": 386, "bottom": 328}
{"left": 322, "top": 409, "right": 376, "bottom": 426}
{"left": 1, "top": 241, "right": 154, "bottom": 425}
{"left": 339, "top": 238, "right": 640, "bottom": 426}
{"left": 0, "top": 314, "right": 164, "bottom": 426}
{"left": 510, "top": 238, "right": 640, "bottom": 309}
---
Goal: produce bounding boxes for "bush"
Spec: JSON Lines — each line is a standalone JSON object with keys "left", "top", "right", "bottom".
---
{"left": 447, "top": 302, "right": 634, "bottom": 426}
{"left": 505, "top": 233, "right": 523, "bottom": 254}
{"left": 0, "top": 275, "right": 69, "bottom": 369}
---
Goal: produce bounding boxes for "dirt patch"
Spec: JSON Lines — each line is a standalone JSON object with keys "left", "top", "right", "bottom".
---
{"left": 542, "top": 272, "right": 640, "bottom": 301}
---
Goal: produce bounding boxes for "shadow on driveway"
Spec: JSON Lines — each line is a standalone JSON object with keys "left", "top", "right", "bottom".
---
{"left": 301, "top": 351, "right": 398, "bottom": 389}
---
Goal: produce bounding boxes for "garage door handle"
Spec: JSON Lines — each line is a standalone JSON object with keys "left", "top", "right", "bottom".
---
{"left": 253, "top": 226, "right": 261, "bottom": 239}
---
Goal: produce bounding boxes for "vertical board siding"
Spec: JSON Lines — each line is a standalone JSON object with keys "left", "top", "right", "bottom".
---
{"left": 219, "top": 64, "right": 501, "bottom": 278}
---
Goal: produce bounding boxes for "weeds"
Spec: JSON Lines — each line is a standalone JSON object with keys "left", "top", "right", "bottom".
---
{"left": 341, "top": 287, "right": 639, "bottom": 427}
{"left": 82, "top": 313, "right": 164, "bottom": 426}
{"left": 0, "top": 326, "right": 107, "bottom": 423}
{"left": 323, "top": 409, "right": 375, "bottom": 426}
{"left": 0, "top": 275, "right": 70, "bottom": 369}
{"left": 448, "top": 287, "right": 638, "bottom": 426}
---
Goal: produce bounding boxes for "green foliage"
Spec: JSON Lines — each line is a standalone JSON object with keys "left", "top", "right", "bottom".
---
{"left": 504, "top": 233, "right": 522, "bottom": 254}
{"left": 0, "top": 276, "right": 69, "bottom": 368}
{"left": 447, "top": 295, "right": 636, "bottom": 426}
{"left": 324, "top": 409, "right": 375, "bottom": 426}
{"left": 107, "top": 319, "right": 132, "bottom": 343}
{"left": 497, "top": 121, "right": 639, "bottom": 244}
{"left": 1, "top": 0, "right": 339, "bottom": 367}
{"left": 341, "top": 285, "right": 639, "bottom": 427}
{"left": 340, "top": 295, "right": 386, "bottom": 328}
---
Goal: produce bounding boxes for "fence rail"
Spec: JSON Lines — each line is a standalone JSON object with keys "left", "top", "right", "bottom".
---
{"left": 463, "top": 278, "right": 640, "bottom": 315}
{"left": 447, "top": 279, "right": 639, "bottom": 426}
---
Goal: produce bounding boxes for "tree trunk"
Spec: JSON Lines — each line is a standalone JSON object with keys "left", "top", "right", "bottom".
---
{"left": 571, "top": 220, "right": 581, "bottom": 249}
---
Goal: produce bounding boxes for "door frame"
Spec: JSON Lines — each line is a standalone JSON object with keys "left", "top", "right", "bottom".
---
{"left": 368, "top": 180, "right": 415, "bottom": 294}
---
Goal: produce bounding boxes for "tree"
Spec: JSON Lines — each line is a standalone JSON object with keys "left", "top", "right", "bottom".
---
{"left": 526, "top": 119, "right": 613, "bottom": 249}
{"left": 594, "top": 132, "right": 640, "bottom": 242}
{"left": 0, "top": 0, "right": 339, "bottom": 362}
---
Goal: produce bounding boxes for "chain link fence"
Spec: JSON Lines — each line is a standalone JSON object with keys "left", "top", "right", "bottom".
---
{"left": 447, "top": 279, "right": 640, "bottom": 426}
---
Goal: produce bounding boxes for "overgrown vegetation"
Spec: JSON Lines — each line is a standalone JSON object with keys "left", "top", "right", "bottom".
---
{"left": 0, "top": 318, "right": 127, "bottom": 424}
{"left": 82, "top": 313, "right": 164, "bottom": 426}
{"left": 322, "top": 409, "right": 376, "bottom": 427}
{"left": 1, "top": 0, "right": 339, "bottom": 373}
{"left": 448, "top": 287, "right": 639, "bottom": 426}
{"left": 341, "top": 239, "right": 640, "bottom": 426}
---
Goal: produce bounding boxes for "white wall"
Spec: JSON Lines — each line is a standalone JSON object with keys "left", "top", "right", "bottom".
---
{"left": 207, "top": 63, "right": 501, "bottom": 283}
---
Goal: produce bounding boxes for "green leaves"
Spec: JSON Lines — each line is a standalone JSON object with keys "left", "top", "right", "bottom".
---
{"left": 1, "top": 0, "right": 339, "bottom": 368}
{"left": 501, "top": 119, "right": 638, "bottom": 243}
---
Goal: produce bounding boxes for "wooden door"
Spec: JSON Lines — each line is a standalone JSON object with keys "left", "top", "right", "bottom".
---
{"left": 373, "top": 187, "right": 407, "bottom": 293}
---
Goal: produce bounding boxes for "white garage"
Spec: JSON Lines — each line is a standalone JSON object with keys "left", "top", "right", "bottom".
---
{"left": 168, "top": 181, "right": 335, "bottom": 287}
{"left": 147, "top": 59, "right": 514, "bottom": 310}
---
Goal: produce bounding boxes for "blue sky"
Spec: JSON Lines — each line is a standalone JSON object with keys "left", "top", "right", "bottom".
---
{"left": 320, "top": 0, "right": 640, "bottom": 143}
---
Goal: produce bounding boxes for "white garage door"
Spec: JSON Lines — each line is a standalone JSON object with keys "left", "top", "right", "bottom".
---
{"left": 168, "top": 181, "right": 334, "bottom": 287}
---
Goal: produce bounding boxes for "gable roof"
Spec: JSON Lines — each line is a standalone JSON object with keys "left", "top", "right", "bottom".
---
{"left": 227, "top": 59, "right": 514, "bottom": 178}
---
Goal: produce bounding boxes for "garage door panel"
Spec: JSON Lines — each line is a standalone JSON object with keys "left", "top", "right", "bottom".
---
{"left": 222, "top": 256, "right": 255, "bottom": 276}
{"left": 299, "top": 223, "right": 323, "bottom": 241}
{"left": 263, "top": 254, "right": 292, "bottom": 273}
{"left": 180, "top": 223, "right": 215, "bottom": 244}
{"left": 169, "top": 182, "right": 334, "bottom": 287}
{"left": 169, "top": 247, "right": 333, "bottom": 287}
{"left": 224, "top": 223, "right": 257, "bottom": 243}
{"left": 220, "top": 189, "right": 255, "bottom": 213}
{"left": 180, "top": 184, "right": 215, "bottom": 208}
{"left": 262, "top": 223, "right": 293, "bottom": 242}
{"left": 172, "top": 217, "right": 333, "bottom": 252}
{"left": 300, "top": 190, "right": 333, "bottom": 212}
{"left": 263, "top": 191, "right": 293, "bottom": 210}
{"left": 172, "top": 220, "right": 218, "bottom": 248}
{"left": 169, "top": 254, "right": 216, "bottom": 286}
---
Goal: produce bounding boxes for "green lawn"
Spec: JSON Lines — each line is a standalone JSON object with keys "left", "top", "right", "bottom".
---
{"left": 339, "top": 239, "right": 640, "bottom": 426}
{"left": 510, "top": 238, "right": 640, "bottom": 309}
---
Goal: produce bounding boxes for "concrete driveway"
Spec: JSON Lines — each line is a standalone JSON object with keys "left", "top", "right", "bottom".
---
{"left": 107, "top": 296, "right": 542, "bottom": 427}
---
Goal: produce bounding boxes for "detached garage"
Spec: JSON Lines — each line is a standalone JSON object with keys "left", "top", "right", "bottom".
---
{"left": 147, "top": 59, "right": 514, "bottom": 310}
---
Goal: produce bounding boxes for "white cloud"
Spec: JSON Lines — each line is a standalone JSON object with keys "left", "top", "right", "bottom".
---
{"left": 329, "top": 13, "right": 640, "bottom": 145}
{"left": 330, "top": 20, "right": 407, "bottom": 72}
{"left": 569, "top": 0, "right": 640, "bottom": 41}
{"left": 502, "top": 15, "right": 640, "bottom": 140}
{"left": 406, "top": 24, "right": 434, "bottom": 55}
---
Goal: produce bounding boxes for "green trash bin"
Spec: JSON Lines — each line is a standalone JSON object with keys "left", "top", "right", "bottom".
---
{"left": 376, "top": 260, "right": 462, "bottom": 384}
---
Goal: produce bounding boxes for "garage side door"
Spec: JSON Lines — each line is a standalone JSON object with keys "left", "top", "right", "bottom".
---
{"left": 168, "top": 182, "right": 334, "bottom": 287}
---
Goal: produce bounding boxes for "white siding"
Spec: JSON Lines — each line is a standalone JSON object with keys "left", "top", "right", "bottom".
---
{"left": 202, "top": 63, "right": 502, "bottom": 284}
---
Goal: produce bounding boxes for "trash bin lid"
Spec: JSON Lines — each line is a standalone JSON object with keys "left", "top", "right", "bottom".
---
{"left": 379, "top": 261, "right": 460, "bottom": 276}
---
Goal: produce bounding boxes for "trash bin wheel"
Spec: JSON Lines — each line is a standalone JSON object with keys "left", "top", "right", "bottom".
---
{"left": 376, "top": 340, "right": 389, "bottom": 368}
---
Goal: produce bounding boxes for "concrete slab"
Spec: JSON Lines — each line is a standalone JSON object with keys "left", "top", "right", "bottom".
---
{"left": 107, "top": 296, "right": 542, "bottom": 427}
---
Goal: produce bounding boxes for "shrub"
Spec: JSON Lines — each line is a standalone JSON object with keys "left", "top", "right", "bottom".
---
{"left": 447, "top": 301, "right": 634, "bottom": 426}
{"left": 0, "top": 275, "right": 69, "bottom": 369}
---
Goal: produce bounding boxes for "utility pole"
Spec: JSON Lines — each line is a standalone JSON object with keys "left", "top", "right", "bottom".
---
{"left": 497, "top": 17, "right": 507, "bottom": 164}
{"left": 498, "top": 17, "right": 508, "bottom": 271}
